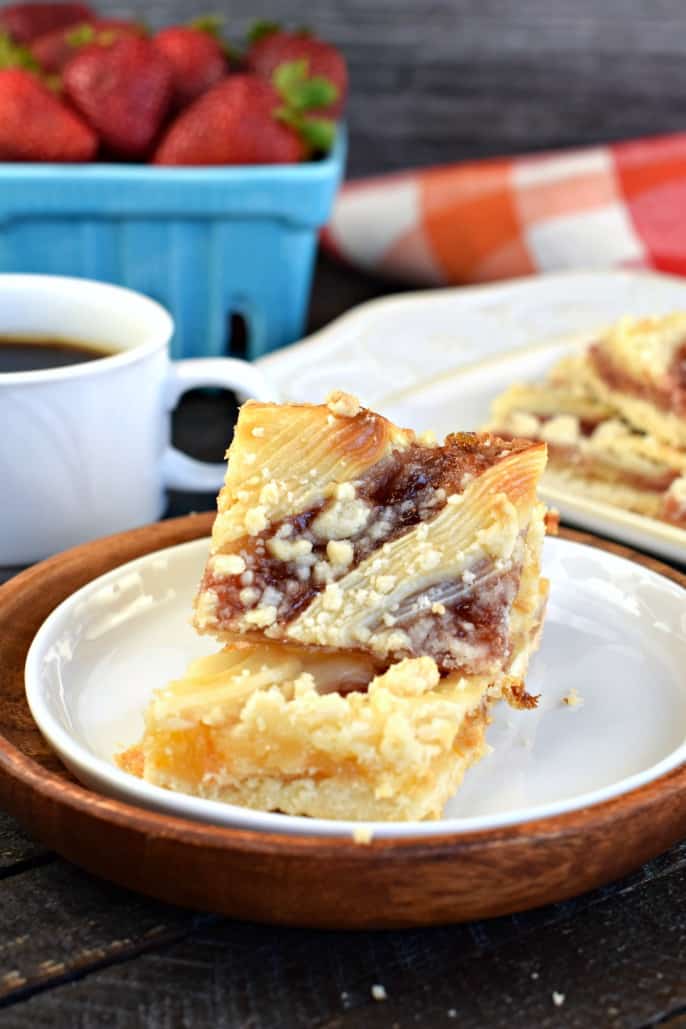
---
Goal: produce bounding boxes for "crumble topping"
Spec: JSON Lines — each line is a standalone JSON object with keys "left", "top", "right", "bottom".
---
{"left": 267, "top": 537, "right": 313, "bottom": 562}
{"left": 505, "top": 410, "right": 541, "bottom": 438}
{"left": 539, "top": 414, "right": 580, "bottom": 446}
{"left": 311, "top": 495, "right": 371, "bottom": 539}
{"left": 259, "top": 481, "right": 280, "bottom": 506}
{"left": 194, "top": 589, "right": 218, "bottom": 629}
{"left": 322, "top": 583, "right": 344, "bottom": 612}
{"left": 239, "top": 586, "right": 260, "bottom": 606}
{"left": 201, "top": 436, "right": 530, "bottom": 628}
{"left": 326, "top": 390, "right": 361, "bottom": 418}
{"left": 503, "top": 680, "right": 540, "bottom": 710}
{"left": 212, "top": 554, "right": 246, "bottom": 576}
{"left": 327, "top": 539, "right": 354, "bottom": 567}
{"left": 125, "top": 644, "right": 496, "bottom": 821}
{"left": 666, "top": 474, "right": 686, "bottom": 506}
{"left": 245, "top": 605, "right": 278, "bottom": 628}
{"left": 245, "top": 506, "right": 268, "bottom": 535}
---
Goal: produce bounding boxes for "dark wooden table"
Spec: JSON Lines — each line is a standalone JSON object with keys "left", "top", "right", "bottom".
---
{"left": 2, "top": 0, "right": 686, "bottom": 1021}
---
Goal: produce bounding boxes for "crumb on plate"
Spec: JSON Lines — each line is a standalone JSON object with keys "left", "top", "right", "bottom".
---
{"left": 545, "top": 509, "right": 560, "bottom": 535}
{"left": 352, "top": 826, "right": 374, "bottom": 845}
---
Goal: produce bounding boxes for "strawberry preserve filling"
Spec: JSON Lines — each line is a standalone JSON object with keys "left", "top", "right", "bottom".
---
{"left": 590, "top": 343, "right": 686, "bottom": 415}
{"left": 544, "top": 443, "right": 681, "bottom": 493}
{"left": 368, "top": 561, "right": 522, "bottom": 674}
{"left": 199, "top": 434, "right": 530, "bottom": 672}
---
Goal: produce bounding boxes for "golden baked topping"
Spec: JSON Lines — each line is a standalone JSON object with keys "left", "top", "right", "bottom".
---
{"left": 193, "top": 397, "right": 548, "bottom": 676}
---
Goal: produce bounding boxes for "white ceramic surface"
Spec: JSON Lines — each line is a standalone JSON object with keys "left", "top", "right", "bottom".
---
{"left": 258, "top": 269, "right": 686, "bottom": 560}
{"left": 25, "top": 536, "right": 686, "bottom": 840}
{"left": 0, "top": 275, "right": 276, "bottom": 565}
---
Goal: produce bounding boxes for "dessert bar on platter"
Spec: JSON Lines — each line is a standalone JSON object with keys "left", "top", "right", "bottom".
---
{"left": 486, "top": 315, "right": 686, "bottom": 529}
{"left": 120, "top": 391, "right": 550, "bottom": 821}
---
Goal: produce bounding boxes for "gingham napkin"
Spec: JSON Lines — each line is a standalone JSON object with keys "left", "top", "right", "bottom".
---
{"left": 323, "top": 133, "right": 686, "bottom": 284}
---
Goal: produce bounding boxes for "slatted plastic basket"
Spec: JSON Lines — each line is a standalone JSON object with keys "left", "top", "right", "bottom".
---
{"left": 0, "top": 130, "right": 346, "bottom": 360}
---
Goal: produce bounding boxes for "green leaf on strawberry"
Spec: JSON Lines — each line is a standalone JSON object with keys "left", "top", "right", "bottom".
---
{"left": 0, "top": 31, "right": 40, "bottom": 71}
{"left": 248, "top": 20, "right": 280, "bottom": 44}
{"left": 189, "top": 14, "right": 224, "bottom": 38}
{"left": 296, "top": 116, "right": 336, "bottom": 152}
{"left": 273, "top": 58, "right": 338, "bottom": 111}
{"left": 64, "top": 22, "right": 96, "bottom": 47}
{"left": 273, "top": 60, "right": 338, "bottom": 155}
{"left": 186, "top": 14, "right": 239, "bottom": 63}
{"left": 65, "top": 21, "right": 149, "bottom": 50}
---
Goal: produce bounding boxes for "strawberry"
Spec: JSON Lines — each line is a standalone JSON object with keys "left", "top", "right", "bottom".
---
{"left": 153, "top": 74, "right": 303, "bottom": 166}
{"left": 246, "top": 24, "right": 347, "bottom": 118}
{"left": 153, "top": 21, "right": 227, "bottom": 109}
{"left": 63, "top": 36, "right": 173, "bottom": 159}
{"left": 0, "top": 3, "right": 93, "bottom": 44}
{"left": 0, "top": 67, "right": 96, "bottom": 160}
{"left": 153, "top": 64, "right": 338, "bottom": 166}
{"left": 30, "top": 20, "right": 147, "bottom": 75}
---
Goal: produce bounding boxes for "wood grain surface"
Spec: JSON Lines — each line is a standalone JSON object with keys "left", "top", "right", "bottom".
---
{"left": 0, "top": 841, "right": 684, "bottom": 1026}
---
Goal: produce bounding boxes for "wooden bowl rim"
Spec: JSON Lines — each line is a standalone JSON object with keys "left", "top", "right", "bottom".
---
{"left": 1, "top": 514, "right": 684, "bottom": 862}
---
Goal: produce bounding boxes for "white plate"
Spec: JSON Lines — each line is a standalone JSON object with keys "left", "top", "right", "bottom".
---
{"left": 25, "top": 536, "right": 686, "bottom": 839}
{"left": 258, "top": 269, "right": 686, "bottom": 560}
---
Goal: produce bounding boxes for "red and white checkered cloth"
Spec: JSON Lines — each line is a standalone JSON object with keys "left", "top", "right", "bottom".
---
{"left": 323, "top": 132, "right": 686, "bottom": 284}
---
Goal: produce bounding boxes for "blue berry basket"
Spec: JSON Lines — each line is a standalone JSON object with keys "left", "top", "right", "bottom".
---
{"left": 0, "top": 128, "right": 346, "bottom": 360}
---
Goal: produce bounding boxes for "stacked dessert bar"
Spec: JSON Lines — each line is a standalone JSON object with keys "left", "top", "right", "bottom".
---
{"left": 120, "top": 392, "right": 550, "bottom": 821}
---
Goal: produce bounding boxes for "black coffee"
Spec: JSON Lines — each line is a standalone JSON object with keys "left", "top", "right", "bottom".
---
{"left": 0, "top": 337, "right": 117, "bottom": 373}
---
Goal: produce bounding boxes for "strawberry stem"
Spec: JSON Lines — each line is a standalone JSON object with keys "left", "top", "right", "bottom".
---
{"left": 0, "top": 31, "right": 40, "bottom": 71}
{"left": 65, "top": 22, "right": 96, "bottom": 47}
{"left": 248, "top": 19, "right": 280, "bottom": 44}
{"left": 272, "top": 60, "right": 338, "bottom": 155}
{"left": 295, "top": 116, "right": 336, "bottom": 153}
{"left": 189, "top": 14, "right": 224, "bottom": 38}
{"left": 273, "top": 59, "right": 338, "bottom": 111}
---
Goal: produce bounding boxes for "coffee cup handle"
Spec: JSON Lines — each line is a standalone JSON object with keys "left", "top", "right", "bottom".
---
{"left": 162, "top": 358, "right": 279, "bottom": 492}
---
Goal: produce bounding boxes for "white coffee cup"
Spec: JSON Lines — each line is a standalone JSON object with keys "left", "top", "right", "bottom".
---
{"left": 0, "top": 274, "right": 277, "bottom": 565}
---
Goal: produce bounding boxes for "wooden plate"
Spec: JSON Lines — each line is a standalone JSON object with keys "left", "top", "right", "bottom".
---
{"left": 0, "top": 514, "right": 685, "bottom": 929}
